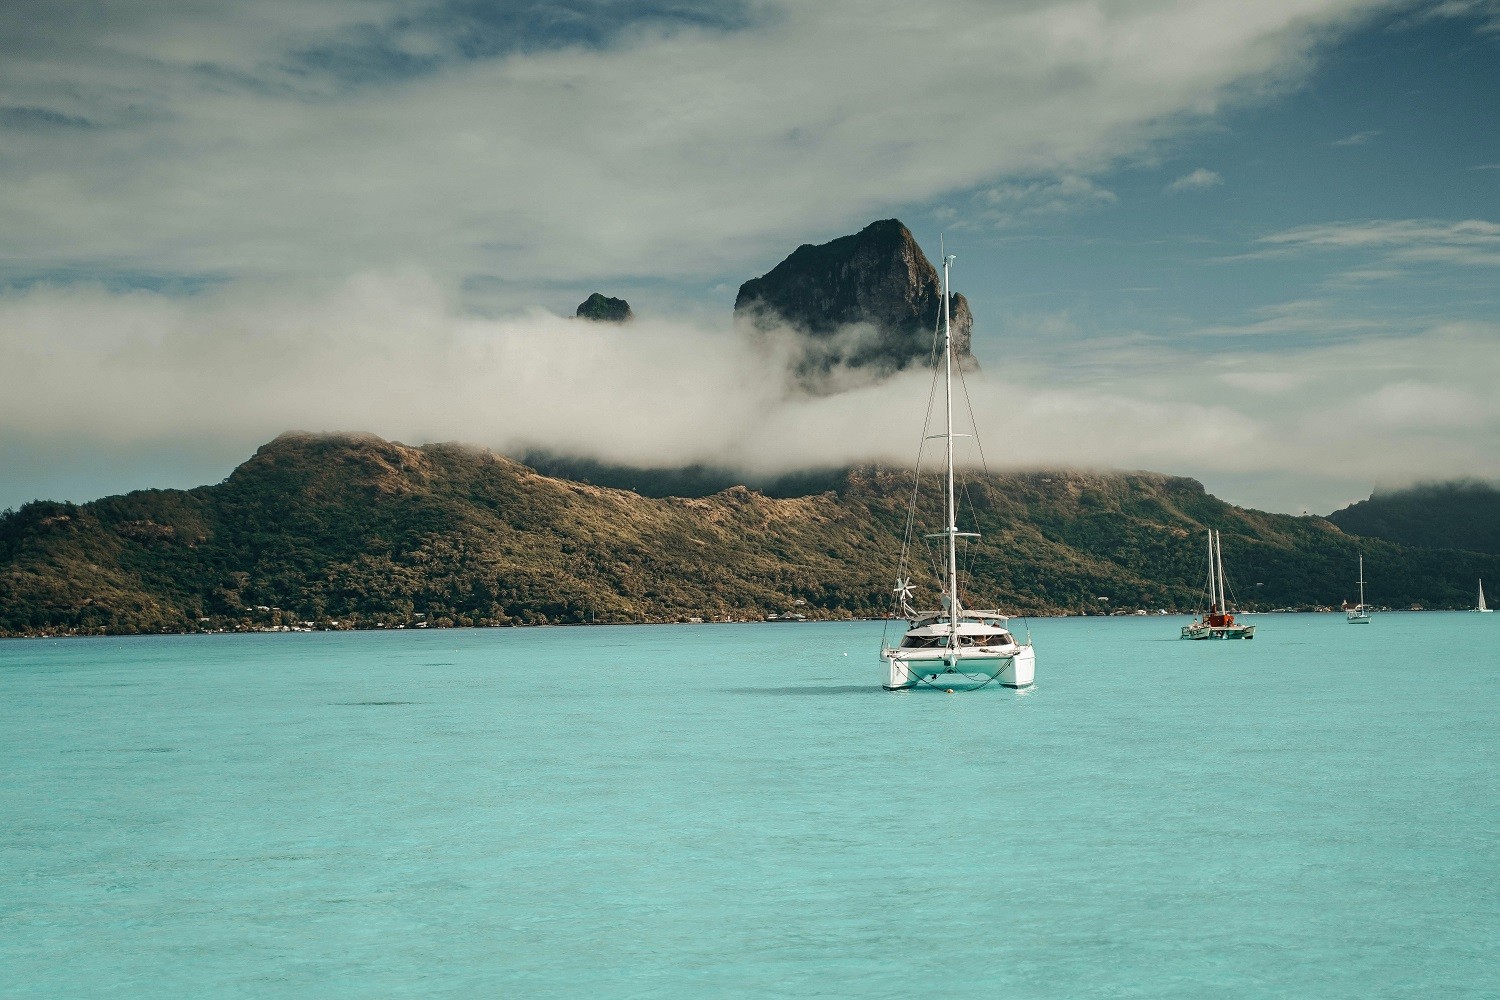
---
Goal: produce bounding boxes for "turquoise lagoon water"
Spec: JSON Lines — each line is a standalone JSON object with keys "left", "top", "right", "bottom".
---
{"left": 1, "top": 613, "right": 1495, "bottom": 998}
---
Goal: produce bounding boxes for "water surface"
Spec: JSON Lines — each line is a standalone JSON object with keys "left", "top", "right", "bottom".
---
{"left": 2, "top": 614, "right": 1495, "bottom": 997}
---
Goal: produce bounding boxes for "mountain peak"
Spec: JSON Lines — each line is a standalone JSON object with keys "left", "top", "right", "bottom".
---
{"left": 733, "top": 219, "right": 975, "bottom": 382}
{"left": 576, "top": 293, "right": 633, "bottom": 323}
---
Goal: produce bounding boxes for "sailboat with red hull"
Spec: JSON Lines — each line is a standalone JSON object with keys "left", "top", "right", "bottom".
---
{"left": 1181, "top": 530, "right": 1255, "bottom": 640}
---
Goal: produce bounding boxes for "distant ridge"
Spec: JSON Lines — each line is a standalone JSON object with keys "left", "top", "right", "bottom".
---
{"left": 1329, "top": 480, "right": 1500, "bottom": 555}
{"left": 5, "top": 431, "right": 1498, "bottom": 636}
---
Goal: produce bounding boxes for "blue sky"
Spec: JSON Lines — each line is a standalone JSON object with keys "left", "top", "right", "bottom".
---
{"left": 1, "top": 0, "right": 1497, "bottom": 514}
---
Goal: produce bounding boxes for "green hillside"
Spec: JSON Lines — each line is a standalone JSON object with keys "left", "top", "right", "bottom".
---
{"left": 1328, "top": 480, "right": 1500, "bottom": 555}
{"left": 3, "top": 432, "right": 1497, "bottom": 636}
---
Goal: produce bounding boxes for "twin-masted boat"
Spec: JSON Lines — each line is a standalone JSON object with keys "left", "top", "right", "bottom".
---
{"left": 879, "top": 250, "right": 1036, "bottom": 691}
{"left": 1181, "top": 529, "right": 1255, "bottom": 640}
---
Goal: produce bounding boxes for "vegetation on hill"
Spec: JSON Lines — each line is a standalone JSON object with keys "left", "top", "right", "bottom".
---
{"left": 575, "top": 292, "right": 632, "bottom": 323}
{"left": 3, "top": 432, "right": 1498, "bottom": 636}
{"left": 1328, "top": 480, "right": 1500, "bottom": 556}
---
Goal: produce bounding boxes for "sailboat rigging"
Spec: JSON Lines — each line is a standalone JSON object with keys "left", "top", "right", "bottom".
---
{"left": 879, "top": 248, "right": 1036, "bottom": 691}
{"left": 1346, "top": 556, "right": 1371, "bottom": 623}
{"left": 1180, "top": 530, "right": 1255, "bottom": 640}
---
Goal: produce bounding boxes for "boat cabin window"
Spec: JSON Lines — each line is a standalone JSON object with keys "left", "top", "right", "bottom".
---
{"left": 902, "top": 631, "right": 1015, "bottom": 648}
{"left": 958, "top": 632, "right": 1014, "bottom": 646}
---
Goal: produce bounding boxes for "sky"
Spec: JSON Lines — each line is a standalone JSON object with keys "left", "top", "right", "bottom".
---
{"left": 2, "top": 0, "right": 1497, "bottom": 515}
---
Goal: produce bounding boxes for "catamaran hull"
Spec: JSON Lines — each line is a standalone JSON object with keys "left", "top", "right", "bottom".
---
{"left": 1180, "top": 624, "right": 1255, "bottom": 640}
{"left": 882, "top": 646, "right": 1036, "bottom": 691}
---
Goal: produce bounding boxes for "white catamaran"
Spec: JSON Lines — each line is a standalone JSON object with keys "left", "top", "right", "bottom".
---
{"left": 1181, "top": 529, "right": 1255, "bottom": 640}
{"left": 1477, "top": 579, "right": 1492, "bottom": 613}
{"left": 1346, "top": 555, "right": 1371, "bottom": 623}
{"left": 879, "top": 250, "right": 1035, "bottom": 691}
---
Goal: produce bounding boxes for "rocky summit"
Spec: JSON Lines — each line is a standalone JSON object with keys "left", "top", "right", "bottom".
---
{"left": 734, "top": 219, "right": 975, "bottom": 381}
{"left": 576, "top": 293, "right": 633, "bottom": 323}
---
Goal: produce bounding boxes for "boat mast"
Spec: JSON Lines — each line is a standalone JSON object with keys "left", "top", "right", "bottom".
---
{"left": 943, "top": 250, "right": 959, "bottom": 637}
{"left": 1358, "top": 556, "right": 1365, "bottom": 609}
{"left": 1207, "top": 530, "right": 1218, "bottom": 612}
{"left": 1214, "top": 530, "right": 1227, "bottom": 613}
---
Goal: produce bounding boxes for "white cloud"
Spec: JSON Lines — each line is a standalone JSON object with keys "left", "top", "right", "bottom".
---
{"left": 1188, "top": 297, "right": 1381, "bottom": 341}
{"left": 1416, "top": 0, "right": 1500, "bottom": 32}
{"left": 0, "top": 275, "right": 790, "bottom": 470}
{"left": 1322, "top": 266, "right": 1404, "bottom": 286}
{"left": 1218, "top": 371, "right": 1309, "bottom": 393}
{"left": 1331, "top": 381, "right": 1487, "bottom": 430}
{"left": 2, "top": 279, "right": 1496, "bottom": 514}
{"left": 1166, "top": 167, "right": 1224, "bottom": 193}
{"left": 1253, "top": 218, "right": 1500, "bottom": 268}
{"left": 0, "top": 0, "right": 1392, "bottom": 290}
{"left": 977, "top": 175, "right": 1117, "bottom": 225}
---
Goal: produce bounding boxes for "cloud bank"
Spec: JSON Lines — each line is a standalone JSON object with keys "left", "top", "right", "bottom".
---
{"left": 3, "top": 274, "right": 1495, "bottom": 514}
{"left": 0, "top": 0, "right": 1393, "bottom": 291}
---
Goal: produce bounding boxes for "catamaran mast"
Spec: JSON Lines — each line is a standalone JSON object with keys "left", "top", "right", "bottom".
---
{"left": 1207, "top": 531, "right": 1218, "bottom": 612}
{"left": 1219, "top": 532, "right": 1232, "bottom": 612}
{"left": 1214, "top": 530, "right": 1227, "bottom": 613}
{"left": 943, "top": 251, "right": 959, "bottom": 637}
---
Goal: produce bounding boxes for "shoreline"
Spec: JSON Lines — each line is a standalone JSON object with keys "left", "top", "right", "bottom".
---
{"left": 1, "top": 606, "right": 1476, "bottom": 641}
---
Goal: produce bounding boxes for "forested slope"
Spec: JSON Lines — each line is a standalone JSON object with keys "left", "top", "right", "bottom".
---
{"left": 3, "top": 432, "right": 1496, "bottom": 636}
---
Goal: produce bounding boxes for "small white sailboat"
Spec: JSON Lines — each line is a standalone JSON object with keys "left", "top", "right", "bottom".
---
{"left": 879, "top": 249, "right": 1035, "bottom": 691}
{"left": 1181, "top": 530, "right": 1255, "bottom": 640}
{"left": 1477, "top": 579, "right": 1493, "bottom": 613}
{"left": 1346, "top": 556, "right": 1371, "bottom": 623}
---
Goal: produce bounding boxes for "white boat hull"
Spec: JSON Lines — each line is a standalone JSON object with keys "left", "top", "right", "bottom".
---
{"left": 882, "top": 645, "right": 1035, "bottom": 691}
{"left": 1180, "top": 623, "right": 1255, "bottom": 640}
{"left": 1346, "top": 611, "right": 1371, "bottom": 624}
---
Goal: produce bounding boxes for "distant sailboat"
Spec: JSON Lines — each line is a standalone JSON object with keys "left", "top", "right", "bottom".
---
{"left": 1346, "top": 556, "right": 1371, "bottom": 624}
{"left": 1181, "top": 530, "right": 1255, "bottom": 640}
{"left": 1477, "top": 579, "right": 1493, "bottom": 613}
